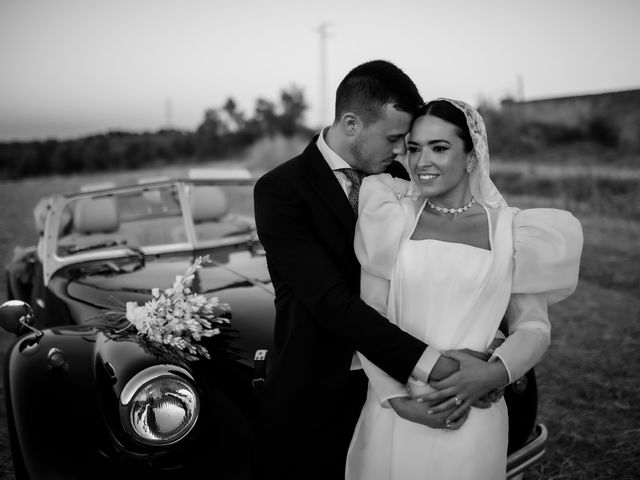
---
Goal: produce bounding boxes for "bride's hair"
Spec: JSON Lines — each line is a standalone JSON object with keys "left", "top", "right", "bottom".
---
{"left": 416, "top": 100, "right": 474, "bottom": 153}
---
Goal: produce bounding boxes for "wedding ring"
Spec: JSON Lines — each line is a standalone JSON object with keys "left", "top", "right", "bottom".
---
{"left": 454, "top": 396, "right": 462, "bottom": 406}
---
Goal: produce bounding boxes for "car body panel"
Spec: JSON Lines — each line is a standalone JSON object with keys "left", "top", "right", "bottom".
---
{"left": 4, "top": 326, "right": 257, "bottom": 478}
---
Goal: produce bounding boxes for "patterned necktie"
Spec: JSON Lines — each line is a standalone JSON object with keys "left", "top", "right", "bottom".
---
{"left": 337, "top": 168, "right": 367, "bottom": 215}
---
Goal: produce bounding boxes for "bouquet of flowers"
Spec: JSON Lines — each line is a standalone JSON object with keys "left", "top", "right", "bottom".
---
{"left": 120, "top": 255, "right": 231, "bottom": 361}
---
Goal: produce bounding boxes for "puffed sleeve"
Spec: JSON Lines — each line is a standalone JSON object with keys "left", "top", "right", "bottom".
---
{"left": 511, "top": 208, "right": 583, "bottom": 304}
{"left": 355, "top": 174, "right": 418, "bottom": 406}
{"left": 492, "top": 294, "right": 551, "bottom": 383}
{"left": 354, "top": 174, "right": 416, "bottom": 280}
{"left": 491, "top": 208, "right": 583, "bottom": 382}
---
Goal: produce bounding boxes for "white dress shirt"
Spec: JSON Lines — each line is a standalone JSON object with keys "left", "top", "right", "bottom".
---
{"left": 316, "top": 127, "right": 360, "bottom": 198}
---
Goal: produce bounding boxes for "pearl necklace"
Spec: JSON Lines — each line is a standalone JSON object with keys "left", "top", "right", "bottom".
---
{"left": 426, "top": 197, "right": 476, "bottom": 215}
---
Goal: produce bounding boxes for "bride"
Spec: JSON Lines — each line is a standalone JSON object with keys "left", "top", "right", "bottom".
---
{"left": 346, "top": 98, "right": 583, "bottom": 479}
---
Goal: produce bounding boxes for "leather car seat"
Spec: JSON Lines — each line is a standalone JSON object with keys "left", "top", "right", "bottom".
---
{"left": 73, "top": 196, "right": 120, "bottom": 234}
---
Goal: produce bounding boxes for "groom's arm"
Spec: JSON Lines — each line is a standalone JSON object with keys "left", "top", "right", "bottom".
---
{"left": 427, "top": 334, "right": 506, "bottom": 382}
{"left": 254, "top": 169, "right": 429, "bottom": 384}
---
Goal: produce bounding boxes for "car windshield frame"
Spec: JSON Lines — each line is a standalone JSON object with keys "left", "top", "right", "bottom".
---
{"left": 40, "top": 176, "right": 257, "bottom": 286}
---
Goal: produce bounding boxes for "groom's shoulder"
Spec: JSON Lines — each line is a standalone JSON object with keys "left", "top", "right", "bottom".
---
{"left": 257, "top": 153, "right": 303, "bottom": 186}
{"left": 385, "top": 160, "right": 410, "bottom": 180}
{"left": 258, "top": 137, "right": 319, "bottom": 182}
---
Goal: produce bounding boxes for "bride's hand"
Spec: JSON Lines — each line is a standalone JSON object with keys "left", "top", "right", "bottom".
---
{"left": 428, "top": 337, "right": 503, "bottom": 382}
{"left": 388, "top": 396, "right": 470, "bottom": 430}
{"left": 415, "top": 350, "right": 510, "bottom": 424}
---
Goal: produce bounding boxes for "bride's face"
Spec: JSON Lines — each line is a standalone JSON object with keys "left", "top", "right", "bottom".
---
{"left": 407, "top": 114, "right": 472, "bottom": 203}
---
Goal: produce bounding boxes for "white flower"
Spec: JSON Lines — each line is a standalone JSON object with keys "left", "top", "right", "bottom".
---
{"left": 123, "top": 255, "right": 230, "bottom": 360}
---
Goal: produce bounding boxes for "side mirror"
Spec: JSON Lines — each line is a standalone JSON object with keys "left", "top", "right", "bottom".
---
{"left": 0, "top": 300, "right": 37, "bottom": 335}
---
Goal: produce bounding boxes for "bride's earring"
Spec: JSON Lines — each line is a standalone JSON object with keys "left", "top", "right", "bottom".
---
{"left": 465, "top": 154, "right": 477, "bottom": 173}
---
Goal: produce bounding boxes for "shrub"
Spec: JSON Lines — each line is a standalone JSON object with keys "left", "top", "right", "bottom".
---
{"left": 588, "top": 117, "right": 619, "bottom": 147}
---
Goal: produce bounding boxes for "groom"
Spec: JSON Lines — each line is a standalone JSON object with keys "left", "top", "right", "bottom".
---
{"left": 252, "top": 60, "right": 466, "bottom": 479}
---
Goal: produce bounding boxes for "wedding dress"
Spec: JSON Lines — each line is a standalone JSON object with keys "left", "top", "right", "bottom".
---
{"left": 345, "top": 173, "right": 582, "bottom": 480}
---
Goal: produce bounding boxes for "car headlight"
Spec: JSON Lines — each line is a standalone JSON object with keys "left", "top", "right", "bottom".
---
{"left": 120, "top": 365, "right": 200, "bottom": 446}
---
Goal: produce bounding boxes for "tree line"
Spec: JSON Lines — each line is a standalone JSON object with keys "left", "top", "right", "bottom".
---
{"left": 1, "top": 88, "right": 633, "bottom": 180}
{"left": 0, "top": 85, "right": 313, "bottom": 180}
{"left": 479, "top": 102, "right": 623, "bottom": 158}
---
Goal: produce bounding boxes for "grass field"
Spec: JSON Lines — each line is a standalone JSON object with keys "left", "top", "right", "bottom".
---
{"left": 0, "top": 155, "right": 638, "bottom": 479}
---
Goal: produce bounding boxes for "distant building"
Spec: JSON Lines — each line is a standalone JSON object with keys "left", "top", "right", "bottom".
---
{"left": 501, "top": 88, "right": 640, "bottom": 149}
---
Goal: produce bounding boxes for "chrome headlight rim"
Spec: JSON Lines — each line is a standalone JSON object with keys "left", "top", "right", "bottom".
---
{"left": 119, "top": 364, "right": 200, "bottom": 447}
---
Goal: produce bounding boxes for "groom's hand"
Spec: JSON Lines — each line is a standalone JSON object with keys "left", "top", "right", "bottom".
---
{"left": 428, "top": 355, "right": 459, "bottom": 382}
{"left": 388, "top": 396, "right": 469, "bottom": 430}
{"left": 428, "top": 332, "right": 505, "bottom": 382}
{"left": 417, "top": 350, "right": 510, "bottom": 424}
{"left": 427, "top": 349, "right": 493, "bottom": 409}
{"left": 428, "top": 348, "right": 489, "bottom": 382}
{"left": 427, "top": 349, "right": 506, "bottom": 409}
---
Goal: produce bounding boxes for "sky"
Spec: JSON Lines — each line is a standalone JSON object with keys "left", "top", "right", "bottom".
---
{"left": 1, "top": 0, "right": 639, "bottom": 142}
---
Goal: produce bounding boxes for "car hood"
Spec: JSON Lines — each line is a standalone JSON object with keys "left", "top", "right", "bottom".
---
{"left": 66, "top": 249, "right": 272, "bottom": 308}
{"left": 63, "top": 249, "right": 275, "bottom": 367}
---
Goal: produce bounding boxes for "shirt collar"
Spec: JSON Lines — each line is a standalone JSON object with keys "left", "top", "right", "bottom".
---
{"left": 316, "top": 127, "right": 352, "bottom": 171}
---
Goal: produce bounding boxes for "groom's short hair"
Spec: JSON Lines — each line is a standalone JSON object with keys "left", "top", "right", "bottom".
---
{"left": 334, "top": 60, "right": 423, "bottom": 126}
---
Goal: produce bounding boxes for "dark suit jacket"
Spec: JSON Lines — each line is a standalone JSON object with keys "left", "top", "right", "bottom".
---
{"left": 252, "top": 135, "right": 428, "bottom": 477}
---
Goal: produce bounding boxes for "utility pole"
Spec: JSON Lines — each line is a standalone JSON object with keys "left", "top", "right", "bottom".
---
{"left": 165, "top": 98, "right": 173, "bottom": 129}
{"left": 517, "top": 74, "right": 525, "bottom": 102}
{"left": 316, "top": 22, "right": 331, "bottom": 128}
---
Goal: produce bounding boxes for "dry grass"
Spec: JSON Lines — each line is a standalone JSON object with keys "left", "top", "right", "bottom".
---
{"left": 507, "top": 195, "right": 640, "bottom": 480}
{"left": 528, "top": 282, "right": 640, "bottom": 479}
{"left": 0, "top": 153, "right": 639, "bottom": 479}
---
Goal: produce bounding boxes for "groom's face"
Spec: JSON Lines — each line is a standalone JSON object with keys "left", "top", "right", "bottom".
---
{"left": 350, "top": 104, "right": 412, "bottom": 174}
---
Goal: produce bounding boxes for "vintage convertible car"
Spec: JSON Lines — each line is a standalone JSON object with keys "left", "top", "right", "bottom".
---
{"left": 1, "top": 169, "right": 547, "bottom": 479}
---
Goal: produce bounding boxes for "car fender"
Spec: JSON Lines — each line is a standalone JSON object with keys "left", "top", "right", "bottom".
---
{"left": 4, "top": 326, "right": 105, "bottom": 478}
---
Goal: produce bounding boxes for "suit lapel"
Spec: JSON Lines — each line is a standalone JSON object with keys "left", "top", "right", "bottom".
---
{"left": 301, "top": 138, "right": 355, "bottom": 231}
{"left": 298, "top": 138, "right": 410, "bottom": 230}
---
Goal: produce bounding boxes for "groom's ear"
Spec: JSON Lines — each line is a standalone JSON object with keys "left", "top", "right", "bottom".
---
{"left": 341, "top": 113, "right": 361, "bottom": 137}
